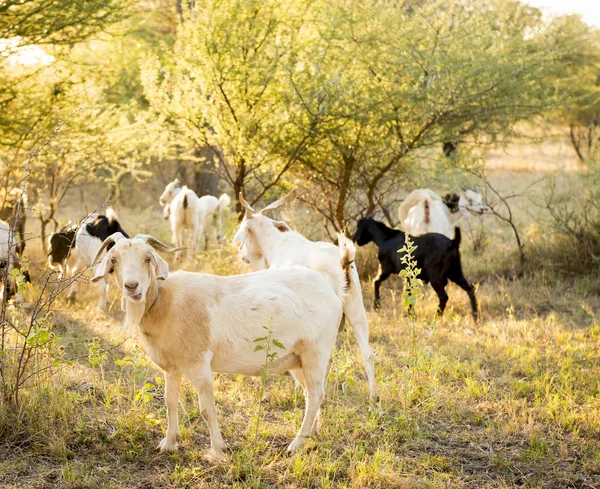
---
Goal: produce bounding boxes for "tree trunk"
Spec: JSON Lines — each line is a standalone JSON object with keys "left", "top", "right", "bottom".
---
{"left": 193, "top": 146, "right": 220, "bottom": 196}
{"left": 233, "top": 159, "right": 246, "bottom": 219}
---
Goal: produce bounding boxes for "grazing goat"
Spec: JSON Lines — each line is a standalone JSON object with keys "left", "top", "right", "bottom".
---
{"left": 47, "top": 223, "right": 77, "bottom": 278}
{"left": 0, "top": 188, "right": 27, "bottom": 255}
{"left": 352, "top": 217, "right": 478, "bottom": 318}
{"left": 398, "top": 188, "right": 490, "bottom": 239}
{"left": 159, "top": 178, "right": 231, "bottom": 260}
{"left": 66, "top": 209, "right": 129, "bottom": 310}
{"left": 232, "top": 192, "right": 378, "bottom": 402}
{"left": 91, "top": 232, "right": 345, "bottom": 460}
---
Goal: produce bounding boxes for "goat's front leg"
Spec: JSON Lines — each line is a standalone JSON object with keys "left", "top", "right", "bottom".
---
{"left": 188, "top": 354, "right": 227, "bottom": 461}
{"left": 373, "top": 264, "right": 391, "bottom": 310}
{"left": 158, "top": 371, "right": 183, "bottom": 453}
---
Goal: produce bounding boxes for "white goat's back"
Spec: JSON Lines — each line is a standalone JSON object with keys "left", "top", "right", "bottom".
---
{"left": 170, "top": 187, "right": 199, "bottom": 229}
{"left": 399, "top": 189, "right": 456, "bottom": 238}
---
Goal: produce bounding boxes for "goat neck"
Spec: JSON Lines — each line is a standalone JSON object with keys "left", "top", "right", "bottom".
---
{"left": 366, "top": 219, "right": 399, "bottom": 246}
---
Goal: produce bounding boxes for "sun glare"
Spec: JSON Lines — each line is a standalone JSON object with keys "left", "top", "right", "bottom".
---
{"left": 0, "top": 38, "right": 55, "bottom": 66}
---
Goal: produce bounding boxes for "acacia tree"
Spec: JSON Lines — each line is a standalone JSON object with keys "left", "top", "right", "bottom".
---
{"left": 548, "top": 16, "right": 600, "bottom": 166}
{"left": 286, "top": 0, "right": 567, "bottom": 232}
{"left": 142, "top": 0, "right": 322, "bottom": 214}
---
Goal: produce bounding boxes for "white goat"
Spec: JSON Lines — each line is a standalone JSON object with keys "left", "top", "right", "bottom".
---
{"left": 398, "top": 188, "right": 490, "bottom": 239}
{"left": 159, "top": 179, "right": 231, "bottom": 260}
{"left": 90, "top": 232, "right": 345, "bottom": 460}
{"left": 232, "top": 192, "right": 379, "bottom": 402}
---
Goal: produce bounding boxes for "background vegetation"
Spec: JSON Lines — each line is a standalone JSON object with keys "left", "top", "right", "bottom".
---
{"left": 1, "top": 0, "right": 600, "bottom": 487}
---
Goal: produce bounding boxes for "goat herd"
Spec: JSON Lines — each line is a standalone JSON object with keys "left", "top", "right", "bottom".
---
{"left": 0, "top": 179, "right": 491, "bottom": 460}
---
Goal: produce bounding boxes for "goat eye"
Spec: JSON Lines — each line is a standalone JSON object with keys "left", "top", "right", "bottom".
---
{"left": 110, "top": 258, "right": 116, "bottom": 265}
{"left": 145, "top": 256, "right": 152, "bottom": 263}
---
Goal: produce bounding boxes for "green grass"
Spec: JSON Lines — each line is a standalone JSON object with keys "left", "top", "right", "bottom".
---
{"left": 2, "top": 156, "right": 600, "bottom": 487}
{"left": 2, "top": 238, "right": 600, "bottom": 488}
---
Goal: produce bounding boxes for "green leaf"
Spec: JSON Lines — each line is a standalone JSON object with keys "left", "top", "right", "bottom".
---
{"left": 254, "top": 345, "right": 264, "bottom": 352}
{"left": 272, "top": 339, "right": 286, "bottom": 350}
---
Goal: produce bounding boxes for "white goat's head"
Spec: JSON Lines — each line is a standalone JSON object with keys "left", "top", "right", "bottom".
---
{"left": 91, "top": 233, "right": 182, "bottom": 303}
{"left": 159, "top": 178, "right": 181, "bottom": 206}
{"left": 458, "top": 190, "right": 491, "bottom": 217}
{"left": 232, "top": 192, "right": 293, "bottom": 270}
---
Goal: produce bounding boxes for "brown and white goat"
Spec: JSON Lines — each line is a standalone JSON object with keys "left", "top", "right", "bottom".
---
{"left": 91, "top": 233, "right": 344, "bottom": 460}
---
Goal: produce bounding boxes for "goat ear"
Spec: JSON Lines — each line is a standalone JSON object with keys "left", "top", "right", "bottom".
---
{"left": 273, "top": 220, "right": 291, "bottom": 232}
{"left": 91, "top": 252, "right": 112, "bottom": 283}
{"left": 151, "top": 250, "right": 169, "bottom": 280}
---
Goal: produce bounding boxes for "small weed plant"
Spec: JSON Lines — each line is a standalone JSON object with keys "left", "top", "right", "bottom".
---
{"left": 399, "top": 235, "right": 423, "bottom": 360}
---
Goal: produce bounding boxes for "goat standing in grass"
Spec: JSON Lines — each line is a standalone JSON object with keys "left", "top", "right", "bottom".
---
{"left": 91, "top": 232, "right": 345, "bottom": 460}
{"left": 159, "top": 178, "right": 231, "bottom": 260}
{"left": 66, "top": 209, "right": 129, "bottom": 310}
{"left": 233, "top": 192, "right": 379, "bottom": 402}
{"left": 398, "top": 188, "right": 490, "bottom": 239}
{"left": 353, "top": 216, "right": 478, "bottom": 317}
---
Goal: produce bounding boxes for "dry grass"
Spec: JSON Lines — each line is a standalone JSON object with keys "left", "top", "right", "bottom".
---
{"left": 1, "top": 148, "right": 600, "bottom": 488}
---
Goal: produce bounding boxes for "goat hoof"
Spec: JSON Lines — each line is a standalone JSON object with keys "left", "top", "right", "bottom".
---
{"left": 157, "top": 437, "right": 178, "bottom": 453}
{"left": 370, "top": 392, "right": 381, "bottom": 404}
{"left": 205, "top": 448, "right": 227, "bottom": 463}
{"left": 287, "top": 436, "right": 307, "bottom": 453}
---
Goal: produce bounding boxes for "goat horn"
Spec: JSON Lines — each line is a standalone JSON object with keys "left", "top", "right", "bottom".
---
{"left": 134, "top": 234, "right": 187, "bottom": 253}
{"left": 258, "top": 189, "right": 294, "bottom": 215}
{"left": 92, "top": 232, "right": 126, "bottom": 266}
{"left": 239, "top": 192, "right": 255, "bottom": 217}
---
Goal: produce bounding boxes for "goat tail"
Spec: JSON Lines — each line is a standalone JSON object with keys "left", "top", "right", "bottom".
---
{"left": 337, "top": 233, "right": 356, "bottom": 292}
{"left": 451, "top": 226, "right": 462, "bottom": 249}
{"left": 183, "top": 194, "right": 188, "bottom": 210}
{"left": 218, "top": 193, "right": 231, "bottom": 210}
{"left": 424, "top": 200, "right": 430, "bottom": 224}
{"left": 106, "top": 207, "right": 118, "bottom": 222}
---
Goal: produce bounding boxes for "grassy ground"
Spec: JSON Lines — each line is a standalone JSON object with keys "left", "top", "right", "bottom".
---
{"left": 2, "top": 141, "right": 600, "bottom": 488}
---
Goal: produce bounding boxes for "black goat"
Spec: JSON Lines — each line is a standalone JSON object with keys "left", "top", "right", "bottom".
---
{"left": 352, "top": 217, "right": 478, "bottom": 318}
{"left": 47, "top": 223, "right": 77, "bottom": 277}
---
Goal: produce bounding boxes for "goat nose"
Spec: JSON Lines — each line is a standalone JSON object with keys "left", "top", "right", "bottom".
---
{"left": 125, "top": 281, "right": 139, "bottom": 291}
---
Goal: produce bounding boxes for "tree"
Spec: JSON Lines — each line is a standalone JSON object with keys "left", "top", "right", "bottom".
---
{"left": 286, "top": 0, "right": 567, "bottom": 232}
{"left": 142, "top": 0, "right": 321, "bottom": 214}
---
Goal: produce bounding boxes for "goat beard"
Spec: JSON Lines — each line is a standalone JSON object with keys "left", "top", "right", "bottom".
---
{"left": 122, "top": 296, "right": 146, "bottom": 333}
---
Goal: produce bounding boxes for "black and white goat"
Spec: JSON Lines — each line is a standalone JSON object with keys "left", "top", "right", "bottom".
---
{"left": 352, "top": 217, "right": 478, "bottom": 317}
{"left": 66, "top": 209, "right": 129, "bottom": 310}
{"left": 47, "top": 223, "right": 77, "bottom": 278}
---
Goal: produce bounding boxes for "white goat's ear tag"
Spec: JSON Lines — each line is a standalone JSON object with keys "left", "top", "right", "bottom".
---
{"left": 273, "top": 220, "right": 291, "bottom": 232}
{"left": 152, "top": 251, "right": 169, "bottom": 280}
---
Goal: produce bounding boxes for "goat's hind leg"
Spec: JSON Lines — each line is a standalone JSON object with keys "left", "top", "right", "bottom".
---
{"left": 288, "top": 347, "right": 332, "bottom": 452}
{"left": 289, "top": 369, "right": 320, "bottom": 435}
{"left": 431, "top": 279, "right": 449, "bottom": 317}
{"left": 450, "top": 274, "right": 478, "bottom": 319}
{"left": 345, "top": 265, "right": 379, "bottom": 402}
